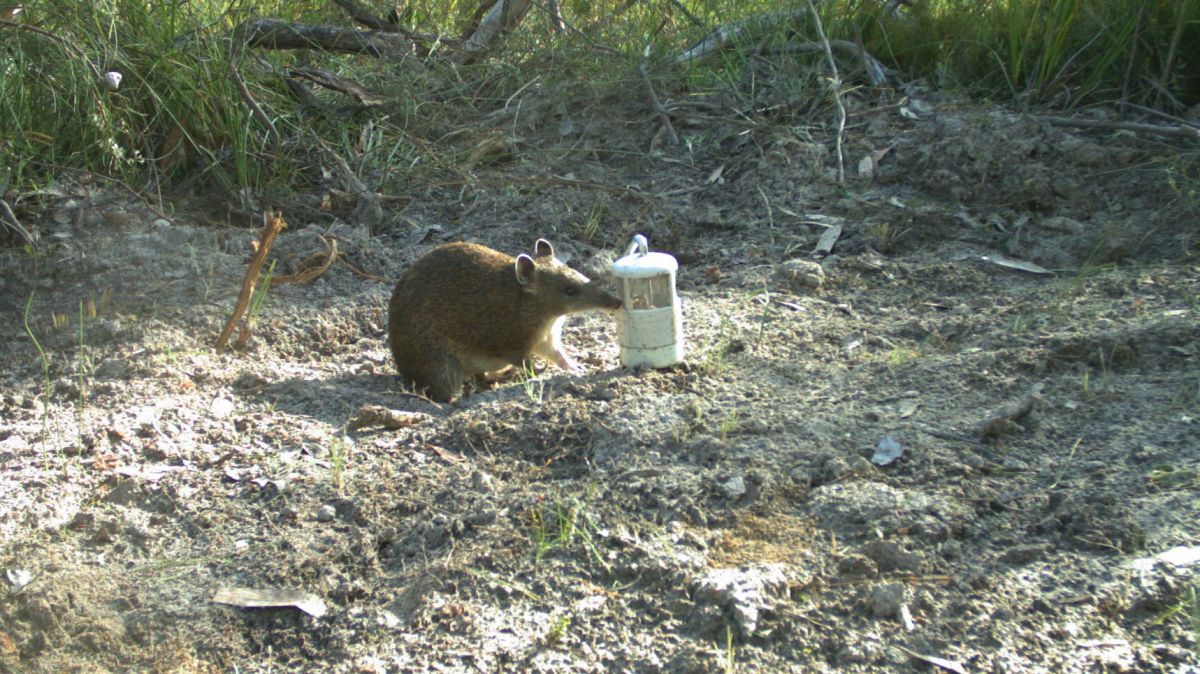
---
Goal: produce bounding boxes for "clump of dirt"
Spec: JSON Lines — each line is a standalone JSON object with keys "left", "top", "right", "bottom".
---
{"left": 1, "top": 81, "right": 1199, "bottom": 673}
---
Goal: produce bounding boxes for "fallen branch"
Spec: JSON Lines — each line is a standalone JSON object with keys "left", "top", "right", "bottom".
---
{"left": 1036, "top": 115, "right": 1200, "bottom": 139}
{"left": 215, "top": 211, "right": 286, "bottom": 351}
{"left": 228, "top": 60, "right": 281, "bottom": 156}
{"left": 271, "top": 236, "right": 338, "bottom": 285}
{"left": 284, "top": 78, "right": 329, "bottom": 113}
{"left": 461, "top": 0, "right": 501, "bottom": 44}
{"left": 457, "top": 0, "right": 533, "bottom": 65}
{"left": 807, "top": 0, "right": 846, "bottom": 184}
{"left": 0, "top": 199, "right": 36, "bottom": 246}
{"left": 666, "top": 0, "right": 706, "bottom": 30}
{"left": 234, "top": 257, "right": 274, "bottom": 350}
{"left": 331, "top": 0, "right": 398, "bottom": 31}
{"left": 289, "top": 67, "right": 385, "bottom": 107}
{"left": 1115, "top": 101, "right": 1200, "bottom": 129}
{"left": 639, "top": 46, "right": 678, "bottom": 146}
{"left": 754, "top": 40, "right": 888, "bottom": 86}
{"left": 318, "top": 140, "right": 383, "bottom": 228}
{"left": 674, "top": 12, "right": 888, "bottom": 86}
{"left": 676, "top": 11, "right": 803, "bottom": 64}
{"left": 231, "top": 18, "right": 416, "bottom": 59}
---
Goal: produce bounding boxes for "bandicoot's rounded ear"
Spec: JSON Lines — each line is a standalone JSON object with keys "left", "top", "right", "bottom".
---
{"left": 533, "top": 239, "right": 554, "bottom": 258}
{"left": 515, "top": 254, "right": 537, "bottom": 285}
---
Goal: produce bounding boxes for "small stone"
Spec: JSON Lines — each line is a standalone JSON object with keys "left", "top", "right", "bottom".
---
{"left": 837, "top": 554, "right": 878, "bottom": 578}
{"left": 54, "top": 377, "right": 80, "bottom": 398}
{"left": 279, "top": 506, "right": 300, "bottom": 524}
{"left": 692, "top": 564, "right": 787, "bottom": 636}
{"left": 776, "top": 259, "right": 825, "bottom": 292}
{"left": 471, "top": 470, "right": 495, "bottom": 493}
{"left": 863, "top": 540, "right": 924, "bottom": 573}
{"left": 377, "top": 610, "right": 401, "bottom": 629}
{"left": 233, "top": 372, "right": 270, "bottom": 391}
{"left": 719, "top": 476, "right": 746, "bottom": 500}
{"left": 316, "top": 504, "right": 337, "bottom": 522}
{"left": 94, "top": 359, "right": 128, "bottom": 379}
{"left": 466, "top": 508, "right": 497, "bottom": 526}
{"left": 1000, "top": 544, "right": 1048, "bottom": 565}
{"left": 868, "top": 582, "right": 906, "bottom": 619}
{"left": 938, "top": 540, "right": 962, "bottom": 560}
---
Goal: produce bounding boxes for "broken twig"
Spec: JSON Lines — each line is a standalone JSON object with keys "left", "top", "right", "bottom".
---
{"left": 348, "top": 405, "right": 431, "bottom": 431}
{"left": 271, "top": 236, "right": 338, "bottom": 285}
{"left": 289, "top": 67, "right": 385, "bottom": 107}
{"left": 331, "top": 0, "right": 398, "bottom": 31}
{"left": 0, "top": 199, "right": 36, "bottom": 246}
{"left": 228, "top": 60, "right": 280, "bottom": 156}
{"left": 1037, "top": 115, "right": 1200, "bottom": 139}
{"left": 457, "top": 0, "right": 533, "bottom": 64}
{"left": 216, "top": 211, "right": 285, "bottom": 351}
{"left": 807, "top": 0, "right": 846, "bottom": 184}
{"left": 639, "top": 46, "right": 678, "bottom": 146}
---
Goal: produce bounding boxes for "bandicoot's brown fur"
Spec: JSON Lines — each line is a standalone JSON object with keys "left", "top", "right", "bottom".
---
{"left": 387, "top": 239, "right": 621, "bottom": 401}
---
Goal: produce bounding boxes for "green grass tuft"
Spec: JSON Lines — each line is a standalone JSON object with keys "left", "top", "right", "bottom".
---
{"left": 1, "top": 0, "right": 1197, "bottom": 201}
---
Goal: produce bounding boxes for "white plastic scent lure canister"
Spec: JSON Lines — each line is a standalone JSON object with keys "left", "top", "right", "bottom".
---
{"left": 613, "top": 234, "right": 684, "bottom": 368}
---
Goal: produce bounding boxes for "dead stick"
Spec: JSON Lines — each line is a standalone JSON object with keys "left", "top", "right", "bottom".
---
{"left": 807, "top": 0, "right": 846, "bottom": 184}
{"left": 338, "top": 257, "right": 388, "bottom": 282}
{"left": 544, "top": 0, "right": 565, "bottom": 33}
{"left": 666, "top": 0, "right": 706, "bottom": 30}
{"left": 215, "top": 211, "right": 286, "bottom": 351}
{"left": 1037, "top": 115, "right": 1200, "bottom": 139}
{"left": 638, "top": 47, "right": 678, "bottom": 146}
{"left": 0, "top": 199, "right": 35, "bottom": 246}
{"left": 1114, "top": 101, "right": 1200, "bottom": 129}
{"left": 526, "top": 0, "right": 622, "bottom": 56}
{"left": 271, "top": 237, "right": 338, "bottom": 285}
{"left": 228, "top": 60, "right": 281, "bottom": 156}
{"left": 331, "top": 0, "right": 396, "bottom": 30}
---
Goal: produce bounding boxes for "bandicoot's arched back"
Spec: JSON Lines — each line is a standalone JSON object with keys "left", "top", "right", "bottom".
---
{"left": 387, "top": 240, "right": 621, "bottom": 401}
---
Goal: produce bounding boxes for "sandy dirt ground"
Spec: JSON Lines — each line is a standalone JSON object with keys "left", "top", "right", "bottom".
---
{"left": 2, "top": 82, "right": 1199, "bottom": 673}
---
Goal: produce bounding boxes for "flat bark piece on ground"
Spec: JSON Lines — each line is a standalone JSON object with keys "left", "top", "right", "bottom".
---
{"left": 895, "top": 646, "right": 967, "bottom": 674}
{"left": 813, "top": 222, "right": 843, "bottom": 256}
{"left": 349, "top": 405, "right": 431, "bottom": 431}
{"left": 213, "top": 587, "right": 327, "bottom": 618}
{"left": 982, "top": 254, "right": 1053, "bottom": 275}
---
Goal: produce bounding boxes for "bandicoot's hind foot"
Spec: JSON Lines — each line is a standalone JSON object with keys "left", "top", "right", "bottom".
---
{"left": 390, "top": 331, "right": 465, "bottom": 402}
{"left": 405, "top": 368, "right": 461, "bottom": 403}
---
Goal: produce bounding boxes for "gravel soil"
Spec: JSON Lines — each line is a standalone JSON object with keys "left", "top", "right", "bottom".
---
{"left": 2, "top": 85, "right": 1199, "bottom": 673}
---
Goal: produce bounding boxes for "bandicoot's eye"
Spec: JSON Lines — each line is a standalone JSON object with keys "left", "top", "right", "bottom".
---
{"left": 564, "top": 285, "right": 579, "bottom": 297}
